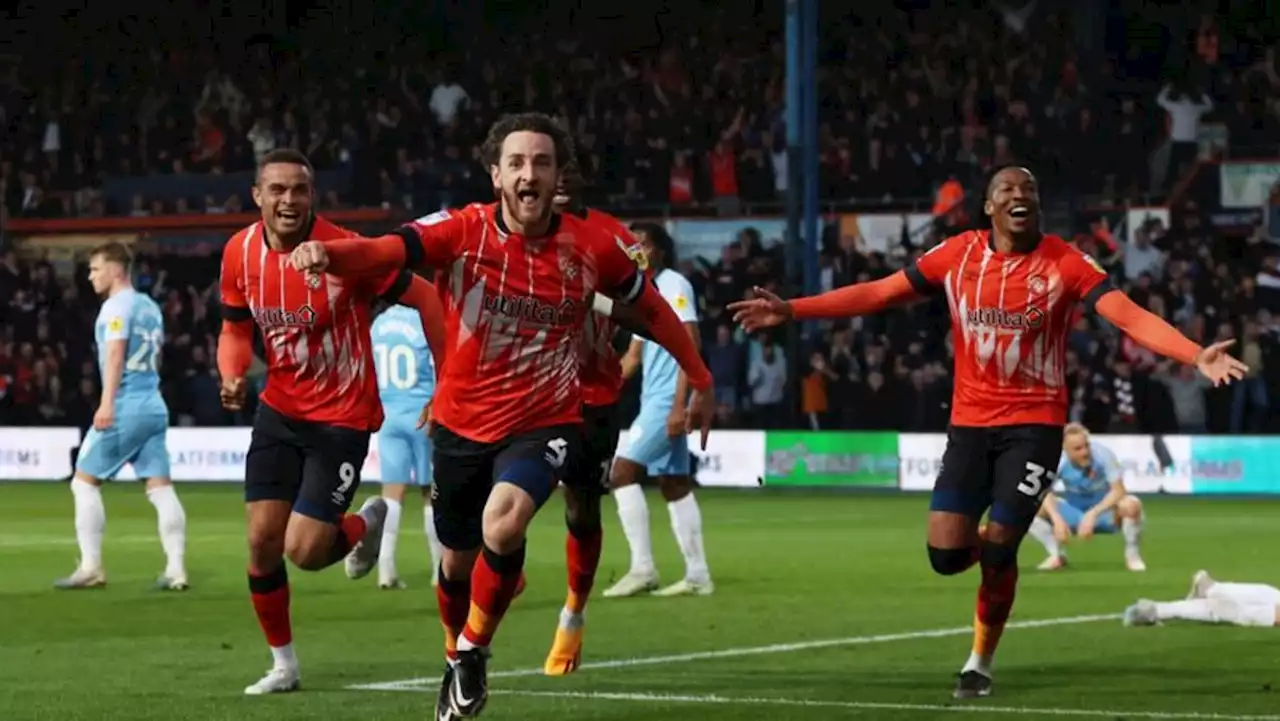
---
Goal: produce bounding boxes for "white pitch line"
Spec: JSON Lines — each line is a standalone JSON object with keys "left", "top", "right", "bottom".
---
{"left": 495, "top": 690, "right": 1280, "bottom": 721}
{"left": 347, "top": 612, "right": 1119, "bottom": 691}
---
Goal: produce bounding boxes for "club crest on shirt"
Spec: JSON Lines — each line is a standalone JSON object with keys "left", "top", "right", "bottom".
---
{"left": 1027, "top": 276, "right": 1046, "bottom": 295}
{"left": 305, "top": 272, "right": 322, "bottom": 290}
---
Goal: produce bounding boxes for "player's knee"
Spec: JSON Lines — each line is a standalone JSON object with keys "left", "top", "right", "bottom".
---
{"left": 482, "top": 487, "right": 535, "bottom": 554}
{"left": 440, "top": 548, "right": 478, "bottom": 583}
{"left": 563, "top": 488, "right": 602, "bottom": 534}
{"left": 609, "top": 459, "right": 639, "bottom": 490}
{"left": 656, "top": 474, "right": 693, "bottom": 502}
{"left": 283, "top": 531, "right": 332, "bottom": 571}
{"left": 927, "top": 545, "right": 977, "bottom": 576}
{"left": 979, "top": 539, "right": 1019, "bottom": 571}
{"left": 1119, "top": 495, "right": 1143, "bottom": 517}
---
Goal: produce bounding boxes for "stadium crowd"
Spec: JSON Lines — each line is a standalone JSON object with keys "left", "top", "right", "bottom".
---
{"left": 2, "top": 3, "right": 1279, "bottom": 434}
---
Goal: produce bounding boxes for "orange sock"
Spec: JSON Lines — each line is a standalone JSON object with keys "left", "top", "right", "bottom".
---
{"left": 565, "top": 527, "right": 602, "bottom": 614}
{"left": 436, "top": 569, "right": 470, "bottom": 661}
{"left": 973, "top": 563, "right": 1018, "bottom": 660}
{"left": 460, "top": 545, "right": 526, "bottom": 649}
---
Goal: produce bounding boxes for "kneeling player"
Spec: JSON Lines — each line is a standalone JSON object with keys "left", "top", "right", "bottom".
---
{"left": 218, "top": 149, "right": 447, "bottom": 695}
{"left": 356, "top": 303, "right": 443, "bottom": 589}
{"left": 1125, "top": 570, "right": 1280, "bottom": 628}
{"left": 1026, "top": 423, "right": 1146, "bottom": 571}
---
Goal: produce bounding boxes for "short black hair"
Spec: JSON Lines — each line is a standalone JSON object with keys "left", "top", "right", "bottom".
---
{"left": 630, "top": 221, "right": 677, "bottom": 269}
{"left": 89, "top": 241, "right": 132, "bottom": 270}
{"left": 481, "top": 112, "right": 576, "bottom": 170}
{"left": 256, "top": 148, "right": 314, "bottom": 184}
{"left": 985, "top": 165, "right": 1035, "bottom": 200}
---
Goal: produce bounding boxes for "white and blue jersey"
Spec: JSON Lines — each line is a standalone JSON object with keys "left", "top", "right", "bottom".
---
{"left": 77, "top": 288, "right": 171, "bottom": 480}
{"left": 372, "top": 305, "right": 435, "bottom": 486}
{"left": 618, "top": 268, "right": 699, "bottom": 476}
{"left": 1054, "top": 441, "right": 1122, "bottom": 533}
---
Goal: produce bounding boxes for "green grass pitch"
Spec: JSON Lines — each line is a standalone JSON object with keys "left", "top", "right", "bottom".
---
{"left": 3, "top": 482, "right": 1280, "bottom": 720}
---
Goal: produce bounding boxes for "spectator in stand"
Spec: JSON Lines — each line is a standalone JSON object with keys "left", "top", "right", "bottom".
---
{"left": 1156, "top": 80, "right": 1214, "bottom": 190}
{"left": 747, "top": 337, "right": 786, "bottom": 429}
{"left": 1153, "top": 360, "right": 1213, "bottom": 433}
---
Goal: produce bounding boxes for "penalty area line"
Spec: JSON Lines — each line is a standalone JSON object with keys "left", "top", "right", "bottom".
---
{"left": 346, "top": 612, "right": 1119, "bottom": 691}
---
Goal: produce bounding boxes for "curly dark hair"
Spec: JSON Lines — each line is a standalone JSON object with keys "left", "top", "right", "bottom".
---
{"left": 480, "top": 112, "right": 576, "bottom": 170}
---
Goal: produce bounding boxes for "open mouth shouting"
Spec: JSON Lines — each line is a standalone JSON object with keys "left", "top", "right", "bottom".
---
{"left": 277, "top": 207, "right": 303, "bottom": 227}
{"left": 1008, "top": 204, "right": 1033, "bottom": 222}
{"left": 515, "top": 187, "right": 542, "bottom": 212}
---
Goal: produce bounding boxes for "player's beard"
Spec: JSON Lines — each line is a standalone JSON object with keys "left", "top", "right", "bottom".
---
{"left": 502, "top": 187, "right": 552, "bottom": 233}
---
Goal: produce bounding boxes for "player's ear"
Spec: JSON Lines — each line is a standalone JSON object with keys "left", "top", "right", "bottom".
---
{"left": 489, "top": 164, "right": 501, "bottom": 192}
{"left": 250, "top": 184, "right": 263, "bottom": 209}
{"left": 983, "top": 200, "right": 993, "bottom": 216}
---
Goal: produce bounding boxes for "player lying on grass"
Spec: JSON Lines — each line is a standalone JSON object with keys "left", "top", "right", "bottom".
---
{"left": 290, "top": 113, "right": 715, "bottom": 719}
{"left": 217, "top": 148, "right": 448, "bottom": 696}
{"left": 729, "top": 165, "right": 1246, "bottom": 699}
{"left": 1026, "top": 423, "right": 1146, "bottom": 571}
{"left": 1124, "top": 570, "right": 1280, "bottom": 628}
{"left": 56, "top": 241, "right": 188, "bottom": 592}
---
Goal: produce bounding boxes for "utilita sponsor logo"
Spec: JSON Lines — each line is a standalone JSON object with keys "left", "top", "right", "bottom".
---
{"left": 965, "top": 306, "right": 1044, "bottom": 330}
{"left": 767, "top": 444, "right": 896, "bottom": 476}
{"left": 253, "top": 305, "right": 316, "bottom": 328}
{"left": 484, "top": 294, "right": 578, "bottom": 326}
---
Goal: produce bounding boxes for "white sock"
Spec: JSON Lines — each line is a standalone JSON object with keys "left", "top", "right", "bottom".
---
{"left": 667, "top": 493, "right": 711, "bottom": 584}
{"left": 961, "top": 650, "right": 993, "bottom": 677}
{"left": 146, "top": 485, "right": 187, "bottom": 576}
{"left": 1207, "top": 581, "right": 1280, "bottom": 606}
{"left": 613, "top": 484, "right": 655, "bottom": 575}
{"left": 559, "top": 606, "right": 585, "bottom": 629}
{"left": 1121, "top": 516, "right": 1143, "bottom": 554}
{"left": 71, "top": 478, "right": 105, "bottom": 572}
{"left": 270, "top": 643, "right": 298, "bottom": 670}
{"left": 423, "top": 503, "right": 443, "bottom": 581}
{"left": 378, "top": 497, "right": 403, "bottom": 584}
{"left": 1157, "top": 598, "right": 1276, "bottom": 627}
{"left": 1027, "top": 516, "right": 1061, "bottom": 558}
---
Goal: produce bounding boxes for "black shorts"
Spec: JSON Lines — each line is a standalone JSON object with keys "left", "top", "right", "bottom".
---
{"left": 430, "top": 422, "right": 583, "bottom": 550}
{"left": 570, "top": 402, "right": 621, "bottom": 496}
{"left": 244, "top": 404, "right": 371, "bottom": 524}
{"left": 929, "top": 424, "right": 1063, "bottom": 530}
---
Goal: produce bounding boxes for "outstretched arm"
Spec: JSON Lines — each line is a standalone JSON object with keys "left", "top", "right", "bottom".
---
{"left": 789, "top": 270, "right": 923, "bottom": 320}
{"left": 1094, "top": 291, "right": 1201, "bottom": 366}
{"left": 1095, "top": 290, "right": 1247, "bottom": 385}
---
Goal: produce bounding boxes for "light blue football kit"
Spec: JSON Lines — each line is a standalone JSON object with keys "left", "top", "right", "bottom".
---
{"left": 618, "top": 269, "right": 699, "bottom": 476}
{"left": 372, "top": 305, "right": 435, "bottom": 485}
{"left": 77, "top": 289, "right": 171, "bottom": 480}
{"left": 1055, "top": 441, "right": 1122, "bottom": 533}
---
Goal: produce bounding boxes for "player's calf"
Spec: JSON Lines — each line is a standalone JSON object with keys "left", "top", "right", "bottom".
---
{"left": 1116, "top": 495, "right": 1146, "bottom": 571}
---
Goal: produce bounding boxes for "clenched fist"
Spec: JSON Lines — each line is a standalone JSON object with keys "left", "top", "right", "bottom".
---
{"left": 290, "top": 241, "right": 329, "bottom": 274}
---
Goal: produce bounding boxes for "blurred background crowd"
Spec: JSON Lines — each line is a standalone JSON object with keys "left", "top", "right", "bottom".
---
{"left": 2, "top": 0, "right": 1279, "bottom": 434}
